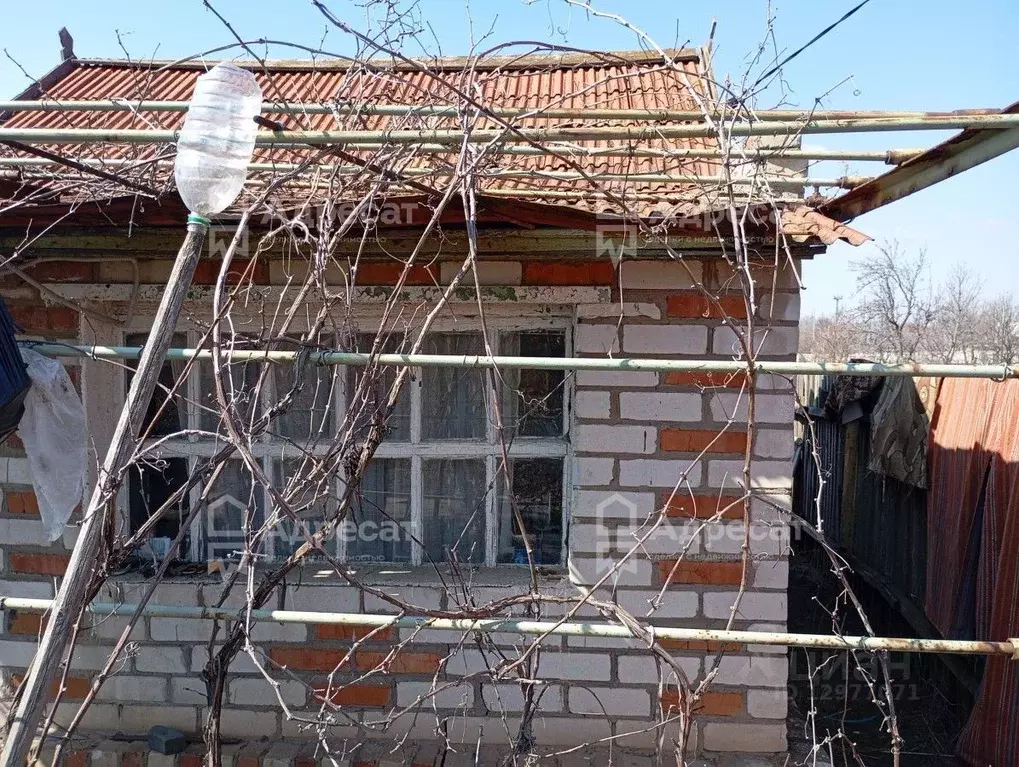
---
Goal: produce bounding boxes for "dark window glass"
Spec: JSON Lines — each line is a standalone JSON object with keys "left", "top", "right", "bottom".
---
{"left": 497, "top": 458, "right": 563, "bottom": 565}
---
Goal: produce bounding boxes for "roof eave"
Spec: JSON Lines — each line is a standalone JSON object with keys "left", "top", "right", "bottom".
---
{"left": 821, "top": 99, "right": 1019, "bottom": 222}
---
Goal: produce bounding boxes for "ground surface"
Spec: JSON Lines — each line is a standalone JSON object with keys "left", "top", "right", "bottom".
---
{"left": 786, "top": 549, "right": 971, "bottom": 767}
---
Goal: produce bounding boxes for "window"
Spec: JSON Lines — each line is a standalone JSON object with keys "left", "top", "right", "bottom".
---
{"left": 124, "top": 324, "right": 569, "bottom": 567}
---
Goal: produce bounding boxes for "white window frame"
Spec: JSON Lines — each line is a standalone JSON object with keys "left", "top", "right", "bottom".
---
{"left": 115, "top": 313, "right": 573, "bottom": 568}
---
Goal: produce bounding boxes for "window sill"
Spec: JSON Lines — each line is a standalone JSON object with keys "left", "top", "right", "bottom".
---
{"left": 108, "top": 561, "right": 569, "bottom": 591}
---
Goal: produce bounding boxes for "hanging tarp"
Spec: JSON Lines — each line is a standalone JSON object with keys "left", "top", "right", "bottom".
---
{"left": 868, "top": 376, "right": 929, "bottom": 489}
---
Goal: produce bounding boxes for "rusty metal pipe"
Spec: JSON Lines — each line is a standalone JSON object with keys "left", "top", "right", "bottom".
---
{"left": 1, "top": 116, "right": 1018, "bottom": 146}
{"left": 0, "top": 100, "right": 1003, "bottom": 123}
{"left": 1, "top": 597, "right": 1016, "bottom": 658}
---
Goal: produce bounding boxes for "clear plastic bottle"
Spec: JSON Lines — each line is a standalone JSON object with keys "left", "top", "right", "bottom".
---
{"left": 174, "top": 62, "right": 263, "bottom": 218}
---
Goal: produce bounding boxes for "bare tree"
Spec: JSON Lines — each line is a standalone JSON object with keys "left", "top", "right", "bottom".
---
{"left": 851, "top": 240, "right": 937, "bottom": 362}
{"left": 927, "top": 262, "right": 982, "bottom": 363}
{"left": 979, "top": 293, "right": 1019, "bottom": 363}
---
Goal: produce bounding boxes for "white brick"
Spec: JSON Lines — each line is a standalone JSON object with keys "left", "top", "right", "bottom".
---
{"left": 214, "top": 708, "right": 278, "bottom": 738}
{"left": 574, "top": 391, "right": 611, "bottom": 419}
{"left": 707, "top": 460, "right": 792, "bottom": 490}
{"left": 568, "top": 555, "right": 653, "bottom": 588}
{"left": 575, "top": 425, "right": 655, "bottom": 454}
{"left": 620, "top": 260, "right": 703, "bottom": 289}
{"left": 440, "top": 261, "right": 520, "bottom": 285}
{"left": 710, "top": 392, "right": 792, "bottom": 423}
{"left": 171, "top": 676, "right": 208, "bottom": 705}
{"left": 536, "top": 651, "right": 610, "bottom": 681}
{"left": 110, "top": 705, "right": 198, "bottom": 736}
{"left": 0, "top": 518, "right": 49, "bottom": 545}
{"left": 365, "top": 586, "right": 445, "bottom": 613}
{"left": 444, "top": 648, "right": 495, "bottom": 676}
{"left": 569, "top": 686, "right": 650, "bottom": 716}
{"left": 612, "top": 589, "right": 698, "bottom": 618}
{"left": 754, "top": 373, "right": 796, "bottom": 392}
{"left": 700, "top": 522, "right": 788, "bottom": 556}
{"left": 612, "top": 522, "right": 699, "bottom": 556}
{"left": 622, "top": 325, "right": 707, "bottom": 354}
{"left": 150, "top": 618, "right": 213, "bottom": 642}
{"left": 759, "top": 292, "right": 800, "bottom": 322}
{"left": 87, "top": 614, "right": 138, "bottom": 642}
{"left": 577, "top": 302, "right": 661, "bottom": 319}
{"left": 0, "top": 639, "right": 39, "bottom": 666}
{"left": 285, "top": 584, "right": 359, "bottom": 612}
{"left": 716, "top": 259, "right": 801, "bottom": 290}
{"left": 97, "top": 675, "right": 167, "bottom": 703}
{"left": 230, "top": 676, "right": 306, "bottom": 707}
{"left": 571, "top": 491, "right": 656, "bottom": 520}
{"left": 570, "top": 523, "right": 606, "bottom": 554}
{"left": 712, "top": 326, "right": 799, "bottom": 357}
{"left": 576, "top": 370, "right": 658, "bottom": 387}
{"left": 754, "top": 428, "right": 794, "bottom": 459}
{"left": 619, "top": 392, "right": 701, "bottom": 421}
{"left": 619, "top": 459, "right": 702, "bottom": 488}
{"left": 135, "top": 645, "right": 187, "bottom": 674}
{"left": 530, "top": 715, "right": 612, "bottom": 745}
{"left": 69, "top": 643, "right": 123, "bottom": 670}
{"left": 3, "top": 457, "right": 33, "bottom": 484}
{"left": 618, "top": 654, "right": 701, "bottom": 684}
{"left": 0, "top": 579, "right": 54, "bottom": 599}
{"left": 246, "top": 620, "right": 307, "bottom": 642}
{"left": 397, "top": 680, "right": 473, "bottom": 709}
{"left": 753, "top": 558, "right": 789, "bottom": 590}
{"left": 574, "top": 457, "right": 614, "bottom": 486}
{"left": 124, "top": 582, "right": 200, "bottom": 608}
{"left": 190, "top": 646, "right": 261, "bottom": 674}
{"left": 710, "top": 656, "right": 788, "bottom": 688}
{"left": 50, "top": 702, "right": 120, "bottom": 733}
{"left": 747, "top": 688, "right": 788, "bottom": 719}
{"left": 704, "top": 591, "right": 787, "bottom": 622}
{"left": 481, "top": 683, "right": 559, "bottom": 713}
{"left": 702, "top": 721, "right": 786, "bottom": 752}
{"left": 575, "top": 324, "right": 620, "bottom": 354}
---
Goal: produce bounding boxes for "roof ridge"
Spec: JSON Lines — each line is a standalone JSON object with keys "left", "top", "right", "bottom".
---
{"left": 71, "top": 47, "right": 701, "bottom": 73}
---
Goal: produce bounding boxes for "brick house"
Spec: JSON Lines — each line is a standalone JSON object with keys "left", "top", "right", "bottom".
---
{"left": 0, "top": 50, "right": 867, "bottom": 764}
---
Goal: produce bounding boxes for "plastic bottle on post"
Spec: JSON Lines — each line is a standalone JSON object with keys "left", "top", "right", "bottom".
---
{"left": 174, "top": 62, "right": 263, "bottom": 218}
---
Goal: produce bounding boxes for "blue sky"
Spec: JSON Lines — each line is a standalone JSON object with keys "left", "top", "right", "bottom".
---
{"left": 2, "top": 0, "right": 1017, "bottom": 314}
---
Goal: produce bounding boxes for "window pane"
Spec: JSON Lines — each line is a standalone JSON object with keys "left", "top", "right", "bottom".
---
{"left": 346, "top": 458, "right": 412, "bottom": 563}
{"left": 272, "top": 352, "right": 337, "bottom": 442}
{"left": 268, "top": 458, "right": 337, "bottom": 561}
{"left": 198, "top": 337, "right": 263, "bottom": 434}
{"left": 497, "top": 458, "right": 563, "bottom": 565}
{"left": 423, "top": 459, "right": 487, "bottom": 564}
{"left": 204, "top": 460, "right": 264, "bottom": 561}
{"left": 346, "top": 335, "right": 411, "bottom": 442}
{"left": 125, "top": 332, "right": 187, "bottom": 438}
{"left": 125, "top": 333, "right": 189, "bottom": 542}
{"left": 503, "top": 331, "right": 565, "bottom": 437}
{"left": 422, "top": 333, "right": 486, "bottom": 440}
{"left": 128, "top": 459, "right": 189, "bottom": 542}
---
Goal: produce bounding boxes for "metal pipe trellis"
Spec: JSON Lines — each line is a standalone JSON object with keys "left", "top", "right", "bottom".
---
{"left": 21, "top": 343, "right": 1019, "bottom": 380}
{"left": 1, "top": 598, "right": 1015, "bottom": 658}
{"left": 0, "top": 148, "right": 924, "bottom": 164}
{"left": 0, "top": 162, "right": 872, "bottom": 189}
{"left": 1, "top": 115, "right": 1018, "bottom": 146}
{"left": 0, "top": 101, "right": 1003, "bottom": 123}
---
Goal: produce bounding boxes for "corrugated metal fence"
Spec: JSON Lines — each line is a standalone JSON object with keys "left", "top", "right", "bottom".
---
{"left": 793, "top": 375, "right": 926, "bottom": 606}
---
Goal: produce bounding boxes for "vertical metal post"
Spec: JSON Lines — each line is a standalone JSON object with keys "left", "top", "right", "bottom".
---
{"left": 0, "top": 218, "right": 209, "bottom": 767}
